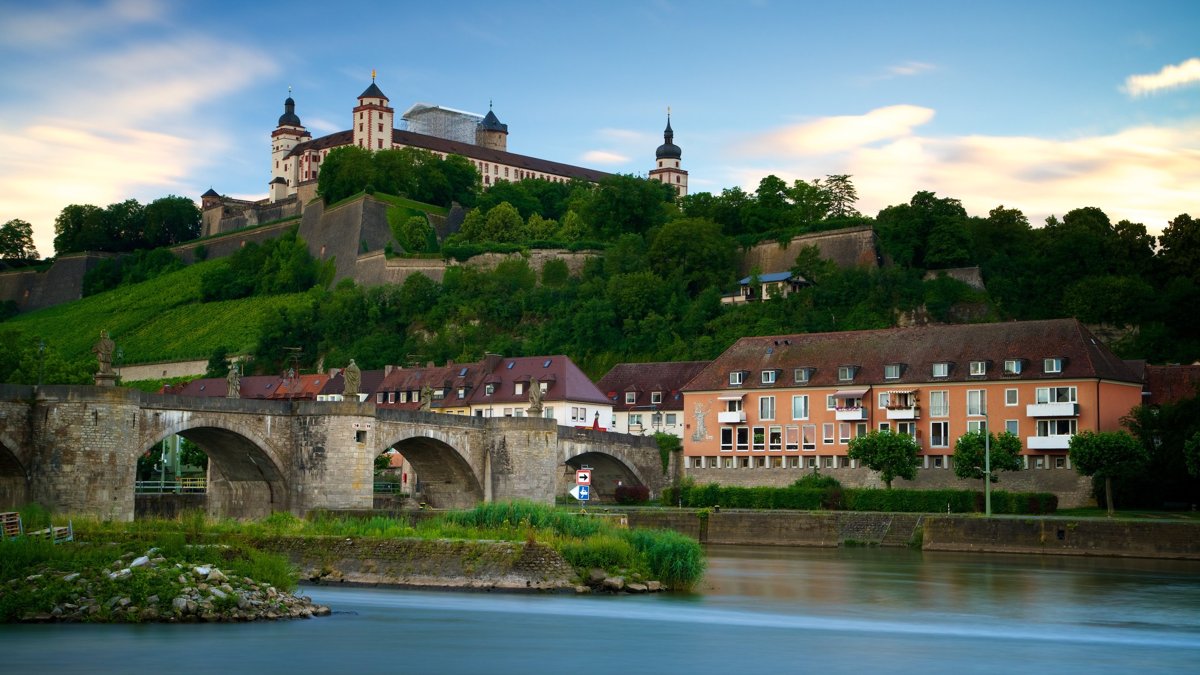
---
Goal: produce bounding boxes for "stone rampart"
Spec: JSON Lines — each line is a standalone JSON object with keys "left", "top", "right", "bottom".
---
{"left": 0, "top": 252, "right": 119, "bottom": 312}
{"left": 172, "top": 219, "right": 299, "bottom": 264}
{"left": 737, "top": 225, "right": 879, "bottom": 276}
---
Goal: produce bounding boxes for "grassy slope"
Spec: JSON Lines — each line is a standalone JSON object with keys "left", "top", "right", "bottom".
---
{"left": 4, "top": 260, "right": 311, "bottom": 365}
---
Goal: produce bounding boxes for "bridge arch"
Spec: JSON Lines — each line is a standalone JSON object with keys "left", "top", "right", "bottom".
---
{"left": 378, "top": 431, "right": 483, "bottom": 509}
{"left": 562, "top": 449, "right": 649, "bottom": 503}
{"left": 139, "top": 417, "right": 290, "bottom": 519}
{"left": 0, "top": 432, "right": 28, "bottom": 510}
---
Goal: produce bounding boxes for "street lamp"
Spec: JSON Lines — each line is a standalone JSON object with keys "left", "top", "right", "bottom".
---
{"left": 983, "top": 406, "right": 992, "bottom": 517}
{"left": 36, "top": 339, "right": 45, "bottom": 386}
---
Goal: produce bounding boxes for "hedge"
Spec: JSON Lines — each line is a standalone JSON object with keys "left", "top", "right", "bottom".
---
{"left": 661, "top": 483, "right": 1057, "bottom": 515}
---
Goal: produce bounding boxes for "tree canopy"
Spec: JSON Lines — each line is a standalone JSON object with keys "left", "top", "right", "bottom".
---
{"left": 952, "top": 430, "right": 1022, "bottom": 482}
{"left": 1069, "top": 430, "right": 1148, "bottom": 515}
{"left": 0, "top": 219, "right": 39, "bottom": 260}
{"left": 848, "top": 430, "right": 921, "bottom": 489}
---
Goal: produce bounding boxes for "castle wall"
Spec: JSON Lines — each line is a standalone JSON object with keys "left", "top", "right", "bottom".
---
{"left": 737, "top": 225, "right": 880, "bottom": 276}
{"left": 0, "top": 252, "right": 119, "bottom": 313}
{"left": 299, "top": 195, "right": 393, "bottom": 282}
{"left": 172, "top": 219, "right": 299, "bottom": 264}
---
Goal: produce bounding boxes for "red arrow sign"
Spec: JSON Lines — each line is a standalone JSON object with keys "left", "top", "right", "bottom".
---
{"left": 576, "top": 470, "right": 591, "bottom": 485}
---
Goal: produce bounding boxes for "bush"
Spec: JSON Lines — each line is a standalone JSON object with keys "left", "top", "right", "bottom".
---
{"left": 615, "top": 484, "right": 650, "bottom": 505}
{"left": 662, "top": 482, "right": 1057, "bottom": 514}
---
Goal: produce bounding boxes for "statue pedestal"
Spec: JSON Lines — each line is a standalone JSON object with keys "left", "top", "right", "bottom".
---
{"left": 94, "top": 372, "right": 116, "bottom": 388}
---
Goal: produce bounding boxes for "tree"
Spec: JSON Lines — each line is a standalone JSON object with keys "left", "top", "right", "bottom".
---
{"left": 317, "top": 145, "right": 375, "bottom": 204}
{"left": 398, "top": 215, "right": 436, "bottom": 252}
{"left": 821, "top": 174, "right": 860, "bottom": 218}
{"left": 143, "top": 196, "right": 201, "bottom": 248}
{"left": 1069, "top": 430, "right": 1148, "bottom": 516}
{"left": 0, "top": 219, "right": 39, "bottom": 260}
{"left": 953, "top": 430, "right": 1022, "bottom": 484}
{"left": 1185, "top": 431, "right": 1200, "bottom": 479}
{"left": 205, "top": 346, "right": 231, "bottom": 378}
{"left": 848, "top": 430, "right": 920, "bottom": 489}
{"left": 647, "top": 217, "right": 735, "bottom": 295}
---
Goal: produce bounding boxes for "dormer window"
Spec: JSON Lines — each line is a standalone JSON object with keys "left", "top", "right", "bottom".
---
{"left": 761, "top": 370, "right": 776, "bottom": 385}
{"left": 625, "top": 392, "right": 637, "bottom": 404}
{"left": 485, "top": 383, "right": 495, "bottom": 396}
{"left": 1003, "top": 359, "right": 1024, "bottom": 376}
{"left": 1044, "top": 357, "right": 1064, "bottom": 374}
{"left": 932, "top": 362, "right": 950, "bottom": 378}
{"left": 969, "top": 361, "right": 988, "bottom": 377}
{"left": 729, "top": 371, "right": 745, "bottom": 386}
{"left": 457, "top": 387, "right": 465, "bottom": 399}
{"left": 884, "top": 364, "right": 903, "bottom": 380}
{"left": 838, "top": 366, "right": 857, "bottom": 382}
{"left": 432, "top": 388, "right": 446, "bottom": 400}
{"left": 651, "top": 391, "right": 663, "bottom": 404}
{"left": 794, "top": 367, "right": 813, "bottom": 384}
{"left": 515, "top": 382, "right": 524, "bottom": 396}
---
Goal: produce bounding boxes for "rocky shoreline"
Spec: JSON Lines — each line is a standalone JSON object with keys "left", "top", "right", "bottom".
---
{"left": 4, "top": 547, "right": 330, "bottom": 624}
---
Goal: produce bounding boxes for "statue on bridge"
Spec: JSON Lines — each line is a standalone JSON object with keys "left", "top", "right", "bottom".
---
{"left": 419, "top": 383, "right": 432, "bottom": 412}
{"left": 226, "top": 362, "right": 241, "bottom": 399}
{"left": 92, "top": 330, "right": 115, "bottom": 375}
{"left": 343, "top": 359, "right": 361, "bottom": 399}
{"left": 527, "top": 377, "right": 543, "bottom": 416}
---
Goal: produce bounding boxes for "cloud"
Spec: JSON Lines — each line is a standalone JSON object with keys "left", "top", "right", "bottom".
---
{"left": 305, "top": 117, "right": 343, "bottom": 135}
{"left": 736, "top": 105, "right": 935, "bottom": 156}
{"left": 581, "top": 150, "right": 630, "bottom": 165}
{"left": 0, "top": 0, "right": 165, "bottom": 48}
{"left": 887, "top": 61, "right": 936, "bottom": 77}
{"left": 721, "top": 109, "right": 1200, "bottom": 234}
{"left": 1123, "top": 57, "right": 1200, "bottom": 97}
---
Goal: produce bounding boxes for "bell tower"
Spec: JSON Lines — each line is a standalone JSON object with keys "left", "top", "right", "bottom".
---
{"left": 648, "top": 110, "right": 687, "bottom": 198}
{"left": 270, "top": 89, "right": 310, "bottom": 202}
{"left": 353, "top": 70, "right": 394, "bottom": 151}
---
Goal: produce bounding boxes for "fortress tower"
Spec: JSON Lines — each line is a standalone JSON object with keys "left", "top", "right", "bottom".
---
{"left": 475, "top": 103, "right": 508, "bottom": 151}
{"left": 353, "top": 72, "right": 394, "bottom": 151}
{"left": 648, "top": 113, "right": 687, "bottom": 197}
{"left": 270, "top": 94, "right": 311, "bottom": 202}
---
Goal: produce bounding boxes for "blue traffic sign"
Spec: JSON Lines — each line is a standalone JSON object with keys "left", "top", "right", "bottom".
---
{"left": 569, "top": 484, "right": 590, "bottom": 501}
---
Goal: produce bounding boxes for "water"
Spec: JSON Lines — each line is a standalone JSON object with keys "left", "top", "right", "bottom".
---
{"left": 3, "top": 546, "right": 1198, "bottom": 674}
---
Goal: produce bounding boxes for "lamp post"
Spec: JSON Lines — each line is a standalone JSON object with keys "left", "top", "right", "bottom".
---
{"left": 983, "top": 406, "right": 992, "bottom": 517}
{"left": 36, "top": 339, "right": 45, "bottom": 386}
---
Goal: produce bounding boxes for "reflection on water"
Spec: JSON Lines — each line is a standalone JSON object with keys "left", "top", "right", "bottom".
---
{"left": 3, "top": 546, "right": 1198, "bottom": 674}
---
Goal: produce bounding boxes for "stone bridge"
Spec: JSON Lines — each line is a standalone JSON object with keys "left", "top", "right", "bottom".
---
{"left": 0, "top": 385, "right": 671, "bottom": 520}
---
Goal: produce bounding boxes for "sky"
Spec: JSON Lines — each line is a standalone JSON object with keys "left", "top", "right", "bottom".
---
{"left": 1, "top": 0, "right": 1198, "bottom": 257}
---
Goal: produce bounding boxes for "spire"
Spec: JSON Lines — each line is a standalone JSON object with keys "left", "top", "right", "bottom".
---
{"left": 655, "top": 108, "right": 681, "bottom": 160}
{"left": 278, "top": 91, "right": 302, "bottom": 127}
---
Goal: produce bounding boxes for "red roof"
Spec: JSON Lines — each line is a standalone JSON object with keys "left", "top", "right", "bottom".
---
{"left": 597, "top": 361, "right": 710, "bottom": 412}
{"left": 1142, "top": 364, "right": 1200, "bottom": 406}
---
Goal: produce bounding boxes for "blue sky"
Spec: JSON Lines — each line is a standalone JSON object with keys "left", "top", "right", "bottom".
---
{"left": 2, "top": 0, "right": 1198, "bottom": 256}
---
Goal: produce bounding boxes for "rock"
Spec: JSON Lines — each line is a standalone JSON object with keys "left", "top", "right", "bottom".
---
{"left": 588, "top": 568, "right": 607, "bottom": 584}
{"left": 63, "top": 573, "right": 80, "bottom": 583}
{"left": 193, "top": 566, "right": 211, "bottom": 577}
{"left": 118, "top": 597, "right": 131, "bottom": 608}
{"left": 210, "top": 587, "right": 228, "bottom": 600}
{"left": 25, "top": 574, "right": 43, "bottom": 582}
{"left": 109, "top": 568, "right": 131, "bottom": 580}
{"left": 626, "top": 583, "right": 648, "bottom": 593}
{"left": 130, "top": 556, "right": 150, "bottom": 568}
{"left": 647, "top": 581, "right": 662, "bottom": 592}
{"left": 172, "top": 597, "right": 189, "bottom": 613}
{"left": 602, "top": 576, "right": 625, "bottom": 592}
{"left": 312, "top": 605, "right": 331, "bottom": 617}
{"left": 207, "top": 569, "right": 227, "bottom": 583}
{"left": 146, "top": 595, "right": 159, "bottom": 606}
{"left": 574, "top": 585, "right": 592, "bottom": 594}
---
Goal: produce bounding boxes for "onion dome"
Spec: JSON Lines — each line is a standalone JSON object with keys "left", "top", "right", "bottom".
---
{"left": 655, "top": 116, "right": 681, "bottom": 160}
{"left": 278, "top": 97, "right": 302, "bottom": 127}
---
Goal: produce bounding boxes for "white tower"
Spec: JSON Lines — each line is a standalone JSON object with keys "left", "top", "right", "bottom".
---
{"left": 648, "top": 112, "right": 687, "bottom": 198}
{"left": 353, "top": 71, "right": 394, "bottom": 151}
{"left": 271, "top": 92, "right": 310, "bottom": 202}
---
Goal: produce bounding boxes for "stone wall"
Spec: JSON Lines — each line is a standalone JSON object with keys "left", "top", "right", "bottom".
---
{"left": 463, "top": 249, "right": 598, "bottom": 277}
{"left": 684, "top": 463, "right": 1095, "bottom": 508}
{"left": 172, "top": 219, "right": 299, "bottom": 264}
{"left": 354, "top": 252, "right": 449, "bottom": 287}
{"left": 298, "top": 196, "right": 393, "bottom": 283}
{"left": 0, "top": 252, "right": 119, "bottom": 312}
{"left": 737, "top": 225, "right": 879, "bottom": 276}
{"left": 257, "top": 536, "right": 576, "bottom": 590}
{"left": 119, "top": 360, "right": 208, "bottom": 382}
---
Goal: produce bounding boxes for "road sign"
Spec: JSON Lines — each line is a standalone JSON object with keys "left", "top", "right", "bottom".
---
{"left": 576, "top": 469, "right": 591, "bottom": 485}
{"left": 569, "top": 485, "right": 590, "bottom": 501}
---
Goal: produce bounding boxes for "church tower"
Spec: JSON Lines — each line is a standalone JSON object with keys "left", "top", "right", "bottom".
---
{"left": 648, "top": 113, "right": 687, "bottom": 198}
{"left": 475, "top": 103, "right": 508, "bottom": 151}
{"left": 353, "top": 72, "right": 394, "bottom": 152}
{"left": 271, "top": 93, "right": 310, "bottom": 203}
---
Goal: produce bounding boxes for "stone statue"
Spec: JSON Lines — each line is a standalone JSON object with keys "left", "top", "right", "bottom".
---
{"left": 527, "top": 377, "right": 543, "bottom": 415}
{"left": 92, "top": 330, "right": 115, "bottom": 375}
{"left": 343, "top": 359, "right": 361, "bottom": 398}
{"left": 691, "top": 403, "right": 708, "bottom": 442}
{"left": 419, "top": 383, "right": 433, "bottom": 412}
{"left": 226, "top": 362, "right": 241, "bottom": 399}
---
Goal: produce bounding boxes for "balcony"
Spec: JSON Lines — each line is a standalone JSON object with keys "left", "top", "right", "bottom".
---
{"left": 885, "top": 405, "right": 920, "bottom": 420}
{"left": 835, "top": 407, "right": 867, "bottom": 421}
{"left": 718, "top": 410, "right": 746, "bottom": 424}
{"left": 1027, "top": 435, "right": 1071, "bottom": 450}
{"left": 1026, "top": 402, "right": 1079, "bottom": 418}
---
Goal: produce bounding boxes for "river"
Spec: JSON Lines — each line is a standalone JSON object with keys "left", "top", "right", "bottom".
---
{"left": 3, "top": 545, "right": 1198, "bottom": 674}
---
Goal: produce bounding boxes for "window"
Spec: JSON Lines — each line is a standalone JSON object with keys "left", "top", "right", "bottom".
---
{"left": 1006, "top": 389, "right": 1019, "bottom": 406}
{"left": 967, "top": 420, "right": 988, "bottom": 434}
{"left": 759, "top": 396, "right": 776, "bottom": 420}
{"left": 1003, "top": 359, "right": 1023, "bottom": 375}
{"left": 794, "top": 368, "right": 812, "bottom": 384}
{"left": 933, "top": 456, "right": 944, "bottom": 468}
{"left": 726, "top": 398, "right": 743, "bottom": 413}
{"left": 929, "top": 390, "right": 949, "bottom": 417}
{"left": 1036, "top": 386, "right": 1077, "bottom": 403}
{"left": 838, "top": 366, "right": 857, "bottom": 381}
{"left": 376, "top": 392, "right": 385, "bottom": 404}
{"left": 761, "top": 370, "right": 776, "bottom": 384}
{"left": 896, "top": 421, "right": 916, "bottom": 437}
{"left": 930, "top": 421, "right": 949, "bottom": 448}
{"left": 884, "top": 364, "right": 902, "bottom": 380}
{"left": 967, "top": 389, "right": 986, "bottom": 416}
{"left": 1037, "top": 419, "right": 1077, "bottom": 437}
{"left": 932, "top": 362, "right": 950, "bottom": 378}
{"left": 785, "top": 426, "right": 799, "bottom": 451}
{"left": 651, "top": 391, "right": 663, "bottom": 404}
{"left": 1044, "top": 358, "right": 1063, "bottom": 374}
{"left": 724, "top": 457, "right": 735, "bottom": 468}
{"left": 629, "top": 413, "right": 643, "bottom": 428}
{"left": 665, "top": 413, "right": 677, "bottom": 425}
{"left": 1006, "top": 420, "right": 1019, "bottom": 436}
{"left": 721, "top": 428, "right": 733, "bottom": 451}
{"left": 802, "top": 425, "right": 816, "bottom": 450}
{"left": 822, "top": 423, "right": 834, "bottom": 445}
{"left": 769, "top": 426, "right": 782, "bottom": 451}
{"left": 432, "top": 388, "right": 445, "bottom": 400}
{"left": 970, "top": 361, "right": 987, "bottom": 376}
{"left": 485, "top": 383, "right": 495, "bottom": 396}
{"left": 388, "top": 392, "right": 396, "bottom": 404}
{"left": 878, "top": 422, "right": 891, "bottom": 432}
{"left": 838, "top": 423, "right": 851, "bottom": 444}
{"left": 1055, "top": 456, "right": 1066, "bottom": 469}
{"left": 625, "top": 392, "right": 636, "bottom": 404}
{"left": 399, "top": 391, "right": 409, "bottom": 403}
{"left": 826, "top": 394, "right": 837, "bottom": 411}
{"left": 752, "top": 426, "right": 766, "bottom": 451}
{"left": 792, "top": 395, "right": 809, "bottom": 420}
{"left": 729, "top": 371, "right": 744, "bottom": 386}
{"left": 736, "top": 427, "right": 750, "bottom": 451}
{"left": 856, "top": 423, "right": 868, "bottom": 438}
{"left": 457, "top": 387, "right": 465, "bottom": 399}
{"left": 515, "top": 382, "right": 524, "bottom": 396}
{"left": 878, "top": 392, "right": 890, "bottom": 409}
{"left": 503, "top": 408, "right": 513, "bottom": 417}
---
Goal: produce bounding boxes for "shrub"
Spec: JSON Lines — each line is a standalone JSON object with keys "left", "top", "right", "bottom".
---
{"left": 615, "top": 484, "right": 650, "bottom": 504}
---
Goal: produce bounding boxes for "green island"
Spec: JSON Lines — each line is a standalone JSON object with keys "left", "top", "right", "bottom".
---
{"left": 1, "top": 502, "right": 705, "bottom": 624}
